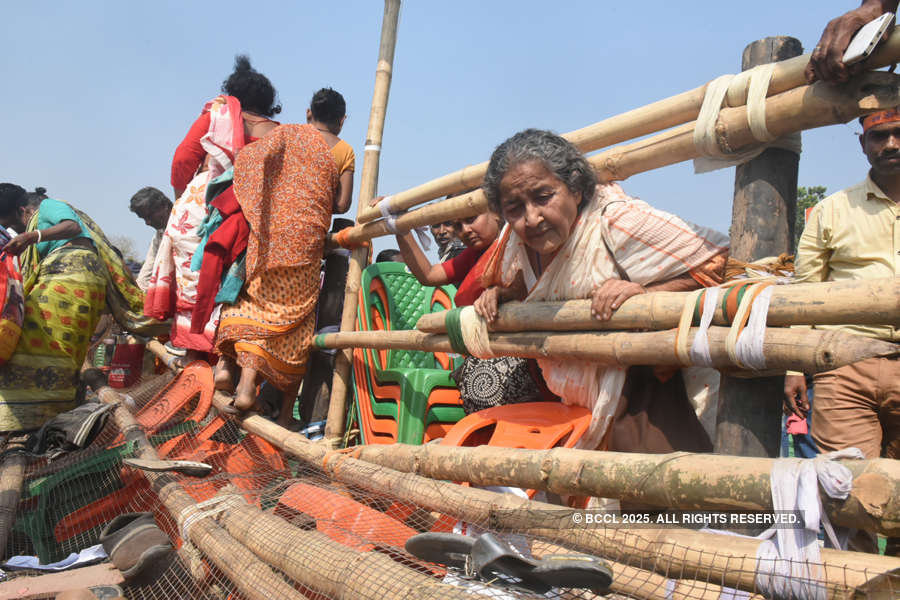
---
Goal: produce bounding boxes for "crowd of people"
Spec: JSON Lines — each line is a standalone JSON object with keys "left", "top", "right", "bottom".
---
{"left": 0, "top": 2, "right": 896, "bottom": 558}
{"left": 0, "top": 55, "right": 354, "bottom": 431}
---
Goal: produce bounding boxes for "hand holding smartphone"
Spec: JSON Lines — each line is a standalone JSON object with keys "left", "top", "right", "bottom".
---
{"left": 842, "top": 12, "right": 894, "bottom": 65}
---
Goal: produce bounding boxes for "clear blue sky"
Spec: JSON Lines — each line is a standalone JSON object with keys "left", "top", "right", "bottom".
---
{"left": 0, "top": 1, "right": 866, "bottom": 260}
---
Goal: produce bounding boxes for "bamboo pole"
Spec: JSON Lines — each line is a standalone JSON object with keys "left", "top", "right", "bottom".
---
{"left": 202, "top": 394, "right": 766, "bottom": 600}
{"left": 0, "top": 437, "right": 27, "bottom": 561}
{"left": 314, "top": 325, "right": 899, "bottom": 374}
{"left": 350, "top": 444, "right": 900, "bottom": 537}
{"left": 335, "top": 70, "right": 900, "bottom": 246}
{"left": 95, "top": 387, "right": 309, "bottom": 600}
{"left": 591, "top": 70, "right": 900, "bottom": 181}
{"left": 417, "top": 278, "right": 900, "bottom": 333}
{"left": 354, "top": 29, "right": 900, "bottom": 224}
{"left": 144, "top": 342, "right": 900, "bottom": 537}
{"left": 536, "top": 540, "right": 767, "bottom": 600}
{"left": 324, "top": 0, "right": 402, "bottom": 445}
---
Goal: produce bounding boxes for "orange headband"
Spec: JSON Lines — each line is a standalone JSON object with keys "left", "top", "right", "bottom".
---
{"left": 862, "top": 108, "right": 900, "bottom": 132}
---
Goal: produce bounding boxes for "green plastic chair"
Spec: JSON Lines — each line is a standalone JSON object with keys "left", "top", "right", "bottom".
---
{"left": 352, "top": 262, "right": 465, "bottom": 445}
{"left": 14, "top": 423, "right": 195, "bottom": 563}
{"left": 14, "top": 440, "right": 138, "bottom": 563}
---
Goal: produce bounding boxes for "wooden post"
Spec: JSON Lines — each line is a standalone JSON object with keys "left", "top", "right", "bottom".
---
{"left": 716, "top": 36, "right": 802, "bottom": 458}
{"left": 324, "top": 0, "right": 402, "bottom": 445}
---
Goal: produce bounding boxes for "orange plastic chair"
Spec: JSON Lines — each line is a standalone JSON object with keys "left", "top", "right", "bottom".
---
{"left": 441, "top": 402, "right": 591, "bottom": 450}
{"left": 110, "top": 361, "right": 214, "bottom": 447}
{"left": 274, "top": 482, "right": 418, "bottom": 551}
{"left": 441, "top": 402, "right": 592, "bottom": 503}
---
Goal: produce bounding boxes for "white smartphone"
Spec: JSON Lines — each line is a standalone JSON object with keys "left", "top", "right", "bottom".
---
{"left": 842, "top": 12, "right": 894, "bottom": 65}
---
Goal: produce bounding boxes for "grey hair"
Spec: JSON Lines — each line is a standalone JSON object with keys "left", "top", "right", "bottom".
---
{"left": 129, "top": 186, "right": 172, "bottom": 214}
{"left": 482, "top": 129, "right": 597, "bottom": 214}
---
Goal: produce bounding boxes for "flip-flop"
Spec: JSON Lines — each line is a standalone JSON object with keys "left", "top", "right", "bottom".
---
{"left": 405, "top": 532, "right": 613, "bottom": 594}
{"left": 405, "top": 532, "right": 474, "bottom": 570}
{"left": 472, "top": 533, "right": 612, "bottom": 594}
{"left": 123, "top": 457, "right": 213, "bottom": 477}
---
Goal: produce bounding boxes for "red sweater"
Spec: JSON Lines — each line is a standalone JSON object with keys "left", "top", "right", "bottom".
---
{"left": 171, "top": 112, "right": 212, "bottom": 192}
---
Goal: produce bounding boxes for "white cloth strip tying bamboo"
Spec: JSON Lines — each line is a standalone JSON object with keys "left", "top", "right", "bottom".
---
{"left": 377, "top": 195, "right": 433, "bottom": 249}
{"left": 693, "top": 64, "right": 802, "bottom": 173}
{"left": 674, "top": 280, "right": 786, "bottom": 372}
{"left": 700, "top": 448, "right": 863, "bottom": 600}
{"left": 458, "top": 305, "right": 495, "bottom": 359}
{"left": 691, "top": 287, "right": 720, "bottom": 367}
{"left": 179, "top": 493, "right": 243, "bottom": 541}
{"left": 727, "top": 284, "right": 775, "bottom": 371}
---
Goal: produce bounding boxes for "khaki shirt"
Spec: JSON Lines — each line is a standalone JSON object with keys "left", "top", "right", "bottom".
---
{"left": 795, "top": 175, "right": 900, "bottom": 342}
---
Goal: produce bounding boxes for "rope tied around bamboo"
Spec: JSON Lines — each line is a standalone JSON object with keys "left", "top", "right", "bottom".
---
{"left": 692, "top": 62, "right": 802, "bottom": 173}
{"left": 443, "top": 306, "right": 495, "bottom": 358}
{"left": 673, "top": 280, "right": 781, "bottom": 370}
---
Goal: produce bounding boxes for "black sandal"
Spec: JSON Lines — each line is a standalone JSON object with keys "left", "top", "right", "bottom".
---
{"left": 405, "top": 532, "right": 613, "bottom": 594}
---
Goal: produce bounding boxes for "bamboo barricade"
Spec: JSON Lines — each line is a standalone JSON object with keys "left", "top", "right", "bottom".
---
{"left": 0, "top": 438, "right": 27, "bottom": 562}
{"left": 201, "top": 391, "right": 772, "bottom": 600}
{"left": 355, "top": 28, "right": 900, "bottom": 224}
{"left": 144, "top": 339, "right": 745, "bottom": 600}
{"left": 417, "top": 278, "right": 900, "bottom": 333}
{"left": 314, "top": 326, "right": 900, "bottom": 374}
{"left": 324, "top": 0, "right": 402, "bottom": 445}
{"left": 335, "top": 70, "right": 900, "bottom": 246}
{"left": 95, "top": 386, "right": 309, "bottom": 600}
{"left": 218, "top": 491, "right": 767, "bottom": 600}
{"left": 350, "top": 444, "right": 900, "bottom": 537}
{"left": 203, "top": 391, "right": 899, "bottom": 599}
{"left": 142, "top": 340, "right": 898, "bottom": 598}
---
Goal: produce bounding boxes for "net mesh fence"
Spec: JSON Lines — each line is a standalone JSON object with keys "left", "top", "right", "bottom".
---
{"left": 1, "top": 371, "right": 897, "bottom": 600}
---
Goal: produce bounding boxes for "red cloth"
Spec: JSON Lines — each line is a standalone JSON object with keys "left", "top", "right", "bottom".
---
{"left": 440, "top": 246, "right": 482, "bottom": 287}
{"left": 171, "top": 112, "right": 211, "bottom": 192}
{"left": 440, "top": 241, "right": 497, "bottom": 306}
{"left": 190, "top": 186, "right": 249, "bottom": 333}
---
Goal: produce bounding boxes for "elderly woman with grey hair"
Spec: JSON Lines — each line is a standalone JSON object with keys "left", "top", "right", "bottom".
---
{"left": 129, "top": 187, "right": 172, "bottom": 291}
{"left": 475, "top": 129, "right": 729, "bottom": 452}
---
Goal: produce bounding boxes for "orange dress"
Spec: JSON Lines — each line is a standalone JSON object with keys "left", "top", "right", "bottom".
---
{"left": 215, "top": 124, "right": 338, "bottom": 389}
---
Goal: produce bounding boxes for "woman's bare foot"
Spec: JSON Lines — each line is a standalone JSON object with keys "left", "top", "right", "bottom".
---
{"left": 275, "top": 386, "right": 300, "bottom": 429}
{"left": 213, "top": 357, "right": 238, "bottom": 392}
{"left": 232, "top": 367, "right": 259, "bottom": 411}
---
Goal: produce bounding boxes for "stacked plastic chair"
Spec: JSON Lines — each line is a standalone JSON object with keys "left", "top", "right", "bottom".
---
{"left": 351, "top": 262, "right": 465, "bottom": 445}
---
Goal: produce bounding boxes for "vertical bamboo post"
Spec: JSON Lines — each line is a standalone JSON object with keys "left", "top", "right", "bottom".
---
{"left": 716, "top": 36, "right": 802, "bottom": 459}
{"left": 324, "top": 0, "right": 402, "bottom": 444}
{"left": 298, "top": 221, "right": 353, "bottom": 425}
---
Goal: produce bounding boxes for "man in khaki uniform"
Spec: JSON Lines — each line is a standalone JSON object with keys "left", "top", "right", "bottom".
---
{"left": 785, "top": 108, "right": 900, "bottom": 465}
